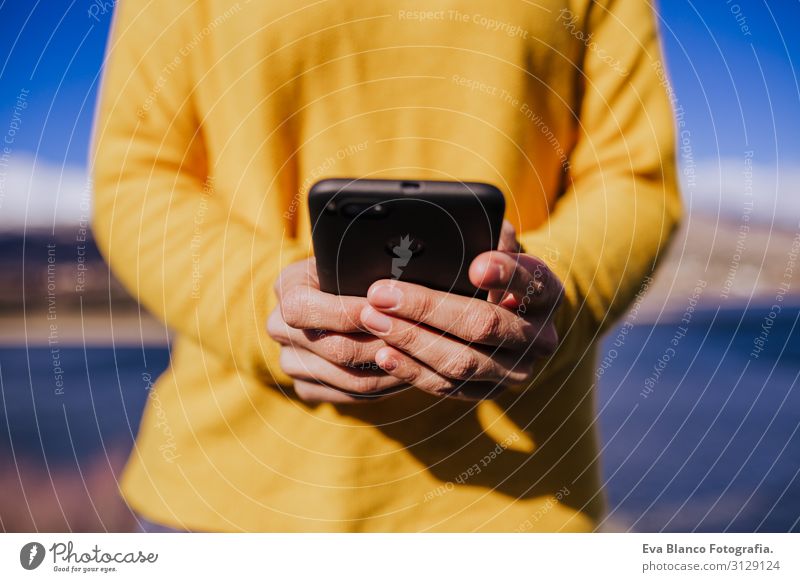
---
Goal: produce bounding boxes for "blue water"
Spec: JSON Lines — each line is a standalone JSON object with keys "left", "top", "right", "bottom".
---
{"left": 0, "top": 347, "right": 169, "bottom": 461}
{"left": 597, "top": 306, "right": 800, "bottom": 532}
{"left": 1, "top": 306, "right": 798, "bottom": 532}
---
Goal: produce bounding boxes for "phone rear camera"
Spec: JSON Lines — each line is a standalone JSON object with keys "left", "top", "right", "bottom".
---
{"left": 341, "top": 202, "right": 388, "bottom": 219}
{"left": 341, "top": 203, "right": 367, "bottom": 218}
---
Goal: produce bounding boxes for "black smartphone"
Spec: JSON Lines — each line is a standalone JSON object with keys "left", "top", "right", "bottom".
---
{"left": 308, "top": 178, "right": 505, "bottom": 299}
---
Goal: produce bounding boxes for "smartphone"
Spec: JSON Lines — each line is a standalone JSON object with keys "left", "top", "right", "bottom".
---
{"left": 308, "top": 178, "right": 505, "bottom": 299}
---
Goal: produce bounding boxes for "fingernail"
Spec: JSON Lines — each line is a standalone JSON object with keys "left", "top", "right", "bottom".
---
{"left": 379, "top": 357, "right": 398, "bottom": 372}
{"left": 369, "top": 284, "right": 402, "bottom": 309}
{"left": 361, "top": 307, "right": 392, "bottom": 333}
{"left": 481, "top": 261, "right": 504, "bottom": 283}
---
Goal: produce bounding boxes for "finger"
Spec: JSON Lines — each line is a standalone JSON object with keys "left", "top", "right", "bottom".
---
{"left": 469, "top": 252, "right": 563, "bottom": 316}
{"left": 292, "top": 379, "right": 399, "bottom": 405}
{"left": 279, "top": 283, "right": 369, "bottom": 332}
{"left": 374, "top": 346, "right": 456, "bottom": 396}
{"left": 366, "top": 280, "right": 536, "bottom": 348}
{"left": 375, "top": 347, "right": 506, "bottom": 401}
{"left": 360, "top": 306, "right": 534, "bottom": 383}
{"left": 274, "top": 257, "right": 369, "bottom": 332}
{"left": 280, "top": 346, "right": 406, "bottom": 396}
{"left": 268, "top": 309, "right": 386, "bottom": 366}
{"left": 274, "top": 258, "right": 318, "bottom": 299}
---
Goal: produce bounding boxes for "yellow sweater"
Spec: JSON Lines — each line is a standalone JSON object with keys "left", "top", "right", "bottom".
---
{"left": 92, "top": 0, "right": 680, "bottom": 532}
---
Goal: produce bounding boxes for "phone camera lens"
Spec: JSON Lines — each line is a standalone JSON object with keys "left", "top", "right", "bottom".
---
{"left": 341, "top": 203, "right": 365, "bottom": 218}
{"left": 340, "top": 202, "right": 389, "bottom": 219}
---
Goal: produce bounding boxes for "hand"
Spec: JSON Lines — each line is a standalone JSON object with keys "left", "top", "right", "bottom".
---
{"left": 267, "top": 258, "right": 406, "bottom": 404}
{"left": 359, "top": 223, "right": 564, "bottom": 400}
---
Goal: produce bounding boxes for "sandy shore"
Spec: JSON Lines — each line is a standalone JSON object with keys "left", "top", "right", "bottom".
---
{"left": 635, "top": 213, "right": 799, "bottom": 322}
{"left": 0, "top": 311, "right": 171, "bottom": 346}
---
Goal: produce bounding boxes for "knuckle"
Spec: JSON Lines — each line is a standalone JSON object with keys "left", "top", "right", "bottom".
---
{"left": 429, "top": 376, "right": 457, "bottom": 397}
{"left": 444, "top": 352, "right": 481, "bottom": 380}
{"left": 403, "top": 363, "right": 447, "bottom": 393}
{"left": 408, "top": 290, "right": 434, "bottom": 321}
{"left": 467, "top": 308, "right": 503, "bottom": 344}
{"left": 280, "top": 288, "right": 306, "bottom": 327}
{"left": 390, "top": 325, "right": 418, "bottom": 351}
{"left": 387, "top": 358, "right": 416, "bottom": 384}
{"left": 328, "top": 337, "right": 357, "bottom": 367}
{"left": 352, "top": 374, "right": 385, "bottom": 394}
{"left": 342, "top": 301, "right": 368, "bottom": 331}
{"left": 383, "top": 354, "right": 427, "bottom": 387}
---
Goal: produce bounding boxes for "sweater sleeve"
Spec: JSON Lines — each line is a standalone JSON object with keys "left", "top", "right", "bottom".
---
{"left": 91, "top": 1, "right": 304, "bottom": 387}
{"left": 519, "top": 0, "right": 682, "bottom": 366}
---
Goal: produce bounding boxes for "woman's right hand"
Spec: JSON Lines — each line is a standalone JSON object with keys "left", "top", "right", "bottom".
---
{"left": 267, "top": 258, "right": 406, "bottom": 404}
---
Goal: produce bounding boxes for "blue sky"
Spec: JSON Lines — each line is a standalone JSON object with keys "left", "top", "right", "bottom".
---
{"left": 0, "top": 0, "right": 112, "bottom": 166}
{"left": 0, "top": 0, "right": 798, "bottom": 226}
{"left": 656, "top": 1, "right": 799, "bottom": 163}
{"left": 1, "top": 1, "right": 798, "bottom": 165}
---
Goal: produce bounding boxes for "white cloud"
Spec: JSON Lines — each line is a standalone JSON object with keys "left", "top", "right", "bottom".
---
{"left": 0, "top": 153, "right": 798, "bottom": 232}
{"left": 680, "top": 157, "right": 800, "bottom": 228}
{"left": 0, "top": 154, "right": 90, "bottom": 231}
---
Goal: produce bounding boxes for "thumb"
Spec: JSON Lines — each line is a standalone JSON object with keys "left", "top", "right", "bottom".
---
{"left": 497, "top": 220, "right": 521, "bottom": 253}
{"left": 489, "top": 220, "right": 521, "bottom": 302}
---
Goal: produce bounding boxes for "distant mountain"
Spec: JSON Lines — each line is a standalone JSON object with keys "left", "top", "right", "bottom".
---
{"left": 0, "top": 230, "right": 136, "bottom": 311}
